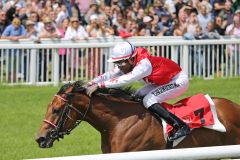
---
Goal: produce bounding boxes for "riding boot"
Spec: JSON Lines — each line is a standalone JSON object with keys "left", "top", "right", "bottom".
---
{"left": 148, "top": 103, "right": 190, "bottom": 141}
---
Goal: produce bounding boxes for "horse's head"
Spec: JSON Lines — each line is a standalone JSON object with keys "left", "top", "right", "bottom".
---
{"left": 35, "top": 81, "right": 90, "bottom": 148}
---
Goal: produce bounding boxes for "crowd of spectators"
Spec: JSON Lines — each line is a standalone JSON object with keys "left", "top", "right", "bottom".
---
{"left": 0, "top": 0, "right": 239, "bottom": 42}
{"left": 0, "top": 0, "right": 239, "bottom": 81}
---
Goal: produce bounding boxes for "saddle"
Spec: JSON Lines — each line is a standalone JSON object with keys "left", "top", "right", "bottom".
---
{"left": 160, "top": 94, "right": 226, "bottom": 147}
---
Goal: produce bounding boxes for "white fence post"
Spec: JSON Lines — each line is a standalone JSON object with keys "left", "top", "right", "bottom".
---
{"left": 183, "top": 44, "right": 189, "bottom": 76}
{"left": 171, "top": 45, "right": 178, "bottom": 63}
{"left": 53, "top": 48, "right": 59, "bottom": 86}
{"left": 30, "top": 49, "right": 37, "bottom": 85}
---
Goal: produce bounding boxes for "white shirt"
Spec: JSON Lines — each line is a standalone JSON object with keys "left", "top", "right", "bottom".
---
{"left": 225, "top": 24, "right": 240, "bottom": 36}
{"left": 93, "top": 58, "right": 152, "bottom": 88}
{"left": 64, "top": 26, "right": 88, "bottom": 40}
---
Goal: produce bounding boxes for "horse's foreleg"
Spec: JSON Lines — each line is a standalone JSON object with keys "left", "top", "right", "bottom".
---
{"left": 101, "top": 134, "right": 111, "bottom": 153}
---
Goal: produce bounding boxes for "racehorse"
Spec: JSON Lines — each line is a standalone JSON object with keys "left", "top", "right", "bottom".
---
{"left": 35, "top": 81, "right": 240, "bottom": 152}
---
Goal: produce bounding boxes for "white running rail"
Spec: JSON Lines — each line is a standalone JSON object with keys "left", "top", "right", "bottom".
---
{"left": 0, "top": 36, "right": 239, "bottom": 86}
{"left": 27, "top": 145, "right": 240, "bottom": 160}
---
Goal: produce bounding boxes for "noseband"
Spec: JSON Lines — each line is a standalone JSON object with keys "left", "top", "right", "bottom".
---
{"left": 43, "top": 94, "right": 91, "bottom": 141}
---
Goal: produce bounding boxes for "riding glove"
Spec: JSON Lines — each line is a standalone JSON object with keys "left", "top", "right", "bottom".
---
{"left": 86, "top": 84, "right": 99, "bottom": 96}
{"left": 83, "top": 81, "right": 95, "bottom": 88}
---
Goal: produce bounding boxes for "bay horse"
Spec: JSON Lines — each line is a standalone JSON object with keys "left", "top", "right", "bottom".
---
{"left": 35, "top": 81, "right": 240, "bottom": 152}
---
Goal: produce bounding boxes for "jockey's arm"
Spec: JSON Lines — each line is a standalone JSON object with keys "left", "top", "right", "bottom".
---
{"left": 91, "top": 67, "right": 123, "bottom": 84}
{"left": 98, "top": 58, "right": 152, "bottom": 88}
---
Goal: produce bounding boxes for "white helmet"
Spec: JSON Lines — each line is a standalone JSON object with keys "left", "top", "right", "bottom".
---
{"left": 108, "top": 42, "right": 136, "bottom": 62}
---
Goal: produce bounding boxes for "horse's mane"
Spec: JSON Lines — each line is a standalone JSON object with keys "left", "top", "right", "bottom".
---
{"left": 57, "top": 82, "right": 75, "bottom": 94}
{"left": 60, "top": 81, "right": 143, "bottom": 102}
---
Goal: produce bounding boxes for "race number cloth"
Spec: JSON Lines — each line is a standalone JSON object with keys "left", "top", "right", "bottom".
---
{"left": 162, "top": 93, "right": 214, "bottom": 135}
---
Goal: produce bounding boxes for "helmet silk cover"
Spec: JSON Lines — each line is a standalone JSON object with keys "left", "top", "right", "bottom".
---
{"left": 108, "top": 42, "right": 136, "bottom": 62}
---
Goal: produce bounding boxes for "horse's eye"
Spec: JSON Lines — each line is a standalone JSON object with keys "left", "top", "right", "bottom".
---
{"left": 52, "top": 108, "right": 61, "bottom": 114}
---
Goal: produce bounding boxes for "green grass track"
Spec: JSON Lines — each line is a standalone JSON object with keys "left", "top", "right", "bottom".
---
{"left": 0, "top": 78, "right": 239, "bottom": 160}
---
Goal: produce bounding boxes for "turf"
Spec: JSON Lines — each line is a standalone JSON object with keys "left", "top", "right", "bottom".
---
{"left": 0, "top": 78, "right": 239, "bottom": 160}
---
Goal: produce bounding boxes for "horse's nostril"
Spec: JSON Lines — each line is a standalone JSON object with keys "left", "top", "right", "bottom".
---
{"left": 36, "top": 136, "right": 46, "bottom": 144}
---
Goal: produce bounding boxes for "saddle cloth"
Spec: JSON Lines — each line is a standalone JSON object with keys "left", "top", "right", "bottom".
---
{"left": 161, "top": 94, "right": 226, "bottom": 147}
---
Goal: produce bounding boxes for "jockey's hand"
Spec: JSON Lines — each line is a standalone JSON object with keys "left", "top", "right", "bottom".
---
{"left": 86, "top": 84, "right": 99, "bottom": 97}
{"left": 83, "top": 81, "right": 95, "bottom": 88}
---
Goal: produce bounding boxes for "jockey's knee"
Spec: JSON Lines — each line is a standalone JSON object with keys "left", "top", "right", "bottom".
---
{"left": 143, "top": 94, "right": 159, "bottom": 109}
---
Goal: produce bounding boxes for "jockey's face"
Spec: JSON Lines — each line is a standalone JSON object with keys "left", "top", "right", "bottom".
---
{"left": 114, "top": 57, "right": 136, "bottom": 74}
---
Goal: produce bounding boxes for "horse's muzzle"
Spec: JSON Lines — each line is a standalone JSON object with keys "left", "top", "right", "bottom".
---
{"left": 35, "top": 136, "right": 53, "bottom": 148}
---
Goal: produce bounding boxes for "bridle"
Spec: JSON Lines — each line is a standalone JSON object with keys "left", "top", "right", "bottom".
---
{"left": 43, "top": 94, "right": 91, "bottom": 141}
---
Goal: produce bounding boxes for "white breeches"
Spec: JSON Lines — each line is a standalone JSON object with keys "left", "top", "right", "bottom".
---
{"left": 136, "top": 71, "right": 189, "bottom": 108}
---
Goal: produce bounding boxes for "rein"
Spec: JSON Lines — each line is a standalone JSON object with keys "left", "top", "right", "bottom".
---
{"left": 43, "top": 94, "right": 91, "bottom": 141}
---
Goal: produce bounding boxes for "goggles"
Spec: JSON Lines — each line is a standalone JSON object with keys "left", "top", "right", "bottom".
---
{"left": 114, "top": 60, "right": 128, "bottom": 67}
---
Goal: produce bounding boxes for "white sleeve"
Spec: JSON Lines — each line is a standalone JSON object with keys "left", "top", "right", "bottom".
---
{"left": 100, "top": 58, "right": 152, "bottom": 88}
{"left": 92, "top": 66, "right": 123, "bottom": 83}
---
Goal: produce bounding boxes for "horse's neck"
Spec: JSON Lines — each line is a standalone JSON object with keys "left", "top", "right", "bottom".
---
{"left": 85, "top": 96, "right": 145, "bottom": 133}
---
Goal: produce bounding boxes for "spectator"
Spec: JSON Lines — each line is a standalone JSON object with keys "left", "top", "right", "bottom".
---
{"left": 138, "top": 27, "right": 148, "bottom": 36}
{"left": 98, "top": 14, "right": 114, "bottom": 37}
{"left": 198, "top": 4, "right": 212, "bottom": 32}
{"left": 110, "top": 0, "right": 121, "bottom": 16}
{"left": 1, "top": 17, "right": 26, "bottom": 40}
{"left": 57, "top": 17, "right": 70, "bottom": 80}
{"left": 153, "top": 0, "right": 168, "bottom": 18}
{"left": 198, "top": 0, "right": 212, "bottom": 15}
{"left": 225, "top": 13, "right": 240, "bottom": 75}
{"left": 101, "top": 5, "right": 113, "bottom": 26}
{"left": 69, "top": 0, "right": 82, "bottom": 21}
{"left": 206, "top": 20, "right": 221, "bottom": 76}
{"left": 218, "top": 1, "right": 234, "bottom": 26}
{"left": 39, "top": 16, "right": 61, "bottom": 39}
{"left": 213, "top": 0, "right": 226, "bottom": 17}
{"left": 58, "top": 18, "right": 70, "bottom": 39}
{"left": 86, "top": 14, "right": 101, "bottom": 37}
{"left": 173, "top": 6, "right": 190, "bottom": 36}
{"left": 64, "top": 17, "right": 88, "bottom": 40}
{"left": 30, "top": 0, "right": 41, "bottom": 11}
{"left": 43, "top": 0, "right": 53, "bottom": 14}
{"left": 150, "top": 14, "right": 162, "bottom": 36}
{"left": 225, "top": 13, "right": 240, "bottom": 36}
{"left": 0, "top": 10, "right": 7, "bottom": 36}
{"left": 195, "top": 25, "right": 208, "bottom": 39}
{"left": 112, "top": 12, "right": 124, "bottom": 32}
{"left": 25, "top": 20, "right": 39, "bottom": 41}
{"left": 232, "top": 2, "right": 240, "bottom": 12}
{"left": 142, "top": 16, "right": 153, "bottom": 36}
{"left": 48, "top": 10, "right": 57, "bottom": 28}
{"left": 206, "top": 21, "right": 220, "bottom": 39}
{"left": 147, "top": 5, "right": 156, "bottom": 17}
{"left": 4, "top": 0, "right": 21, "bottom": 25}
{"left": 1, "top": 17, "right": 26, "bottom": 81}
{"left": 76, "top": 0, "right": 94, "bottom": 16}
{"left": 55, "top": 4, "right": 68, "bottom": 28}
{"left": 184, "top": 9, "right": 199, "bottom": 39}
{"left": 164, "top": 0, "right": 176, "bottom": 16}
{"left": 29, "top": 11, "right": 44, "bottom": 34}
{"left": 158, "top": 12, "right": 174, "bottom": 36}
{"left": 214, "top": 15, "right": 227, "bottom": 35}
{"left": 84, "top": 1, "right": 98, "bottom": 24}
{"left": 135, "top": 8, "right": 145, "bottom": 29}
{"left": 64, "top": 17, "right": 88, "bottom": 80}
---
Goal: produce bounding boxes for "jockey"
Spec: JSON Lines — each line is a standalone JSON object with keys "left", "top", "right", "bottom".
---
{"left": 85, "top": 42, "right": 190, "bottom": 141}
